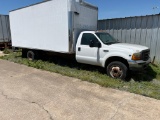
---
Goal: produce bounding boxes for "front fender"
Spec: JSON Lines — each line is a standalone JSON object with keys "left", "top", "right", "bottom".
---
{"left": 101, "top": 52, "right": 131, "bottom": 67}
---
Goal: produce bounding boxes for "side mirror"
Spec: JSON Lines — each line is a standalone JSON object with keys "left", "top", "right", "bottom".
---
{"left": 89, "top": 40, "right": 94, "bottom": 47}
{"left": 98, "top": 42, "right": 102, "bottom": 48}
{"left": 89, "top": 40, "right": 102, "bottom": 48}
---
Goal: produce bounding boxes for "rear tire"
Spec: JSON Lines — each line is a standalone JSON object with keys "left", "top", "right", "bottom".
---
{"left": 106, "top": 61, "right": 128, "bottom": 79}
{"left": 27, "top": 50, "right": 36, "bottom": 60}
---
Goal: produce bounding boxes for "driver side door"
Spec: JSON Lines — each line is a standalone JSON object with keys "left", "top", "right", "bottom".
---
{"left": 76, "top": 33, "right": 101, "bottom": 65}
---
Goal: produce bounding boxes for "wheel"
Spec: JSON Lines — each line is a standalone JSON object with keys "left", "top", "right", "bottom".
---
{"left": 27, "top": 50, "right": 35, "bottom": 60}
{"left": 106, "top": 61, "right": 128, "bottom": 79}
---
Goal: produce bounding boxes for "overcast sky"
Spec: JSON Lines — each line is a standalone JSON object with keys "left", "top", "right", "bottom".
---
{"left": 0, "top": 0, "right": 160, "bottom": 19}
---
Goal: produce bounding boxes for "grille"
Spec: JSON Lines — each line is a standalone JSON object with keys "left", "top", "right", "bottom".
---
{"left": 141, "top": 49, "right": 150, "bottom": 61}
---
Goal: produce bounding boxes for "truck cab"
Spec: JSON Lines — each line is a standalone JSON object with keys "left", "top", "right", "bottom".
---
{"left": 76, "top": 31, "right": 151, "bottom": 79}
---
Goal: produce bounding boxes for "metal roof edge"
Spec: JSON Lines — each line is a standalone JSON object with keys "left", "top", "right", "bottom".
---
{"left": 9, "top": 0, "right": 53, "bottom": 13}
{"left": 99, "top": 13, "right": 160, "bottom": 21}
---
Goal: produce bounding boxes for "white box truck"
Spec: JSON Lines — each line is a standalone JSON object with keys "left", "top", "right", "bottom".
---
{"left": 10, "top": 0, "right": 151, "bottom": 79}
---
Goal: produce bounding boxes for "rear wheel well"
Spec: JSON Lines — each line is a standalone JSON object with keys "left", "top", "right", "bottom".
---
{"left": 22, "top": 48, "right": 39, "bottom": 60}
{"left": 105, "top": 57, "right": 129, "bottom": 68}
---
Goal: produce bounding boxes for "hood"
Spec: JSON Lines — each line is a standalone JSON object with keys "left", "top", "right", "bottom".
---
{"left": 107, "top": 43, "right": 149, "bottom": 53}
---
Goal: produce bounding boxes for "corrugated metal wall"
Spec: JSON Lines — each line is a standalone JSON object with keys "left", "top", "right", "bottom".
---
{"left": 0, "top": 15, "right": 11, "bottom": 43}
{"left": 98, "top": 14, "right": 160, "bottom": 64}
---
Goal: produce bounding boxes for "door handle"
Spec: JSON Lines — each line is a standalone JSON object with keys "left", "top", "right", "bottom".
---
{"left": 78, "top": 47, "right": 81, "bottom": 51}
{"left": 103, "top": 50, "right": 109, "bottom": 52}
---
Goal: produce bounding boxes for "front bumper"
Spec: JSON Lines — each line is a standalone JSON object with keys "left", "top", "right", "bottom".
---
{"left": 128, "top": 58, "right": 151, "bottom": 71}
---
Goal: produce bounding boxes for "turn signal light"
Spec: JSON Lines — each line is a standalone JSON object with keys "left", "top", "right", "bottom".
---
{"left": 132, "top": 53, "right": 141, "bottom": 60}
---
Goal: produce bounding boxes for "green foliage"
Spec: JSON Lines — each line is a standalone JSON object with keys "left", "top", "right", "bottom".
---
{"left": 149, "top": 65, "right": 160, "bottom": 79}
{"left": 1, "top": 51, "right": 160, "bottom": 100}
{"left": 3, "top": 49, "right": 13, "bottom": 54}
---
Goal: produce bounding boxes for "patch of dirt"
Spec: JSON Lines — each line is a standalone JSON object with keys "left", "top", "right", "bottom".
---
{"left": 152, "top": 79, "right": 160, "bottom": 85}
{"left": 0, "top": 51, "right": 5, "bottom": 57}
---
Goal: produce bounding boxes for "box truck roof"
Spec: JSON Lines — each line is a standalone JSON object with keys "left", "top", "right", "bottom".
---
{"left": 10, "top": 0, "right": 98, "bottom": 12}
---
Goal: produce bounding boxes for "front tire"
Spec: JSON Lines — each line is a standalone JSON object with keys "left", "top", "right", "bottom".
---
{"left": 106, "top": 61, "right": 128, "bottom": 79}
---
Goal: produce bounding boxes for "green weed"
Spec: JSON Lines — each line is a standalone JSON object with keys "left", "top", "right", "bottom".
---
{"left": 3, "top": 48, "right": 13, "bottom": 54}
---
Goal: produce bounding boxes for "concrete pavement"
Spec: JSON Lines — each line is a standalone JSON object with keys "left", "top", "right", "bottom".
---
{"left": 0, "top": 59, "right": 160, "bottom": 120}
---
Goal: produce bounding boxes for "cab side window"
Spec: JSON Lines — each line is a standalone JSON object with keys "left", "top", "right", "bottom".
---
{"left": 81, "top": 33, "right": 100, "bottom": 47}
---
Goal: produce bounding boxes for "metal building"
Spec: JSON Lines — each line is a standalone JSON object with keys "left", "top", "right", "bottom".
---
{"left": 0, "top": 14, "right": 11, "bottom": 48}
{"left": 98, "top": 14, "right": 160, "bottom": 64}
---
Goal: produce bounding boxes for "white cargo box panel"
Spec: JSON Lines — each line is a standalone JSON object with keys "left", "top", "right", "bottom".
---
{"left": 9, "top": 0, "right": 98, "bottom": 53}
{"left": 10, "top": 0, "right": 69, "bottom": 52}
{"left": 70, "top": 1, "right": 98, "bottom": 51}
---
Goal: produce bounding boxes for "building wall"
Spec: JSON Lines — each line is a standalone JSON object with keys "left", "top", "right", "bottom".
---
{"left": 98, "top": 14, "right": 160, "bottom": 64}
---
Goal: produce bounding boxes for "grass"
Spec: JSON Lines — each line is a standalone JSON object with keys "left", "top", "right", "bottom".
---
{"left": 1, "top": 51, "right": 160, "bottom": 100}
{"left": 3, "top": 48, "right": 13, "bottom": 54}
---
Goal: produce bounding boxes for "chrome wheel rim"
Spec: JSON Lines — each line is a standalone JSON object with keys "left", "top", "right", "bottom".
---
{"left": 110, "top": 66, "right": 123, "bottom": 78}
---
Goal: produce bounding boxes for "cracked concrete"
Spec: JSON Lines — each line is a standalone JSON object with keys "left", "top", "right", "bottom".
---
{"left": 0, "top": 91, "right": 51, "bottom": 120}
{"left": 109, "top": 95, "right": 135, "bottom": 120}
{"left": 0, "top": 91, "right": 54, "bottom": 120}
{"left": 0, "top": 59, "right": 160, "bottom": 120}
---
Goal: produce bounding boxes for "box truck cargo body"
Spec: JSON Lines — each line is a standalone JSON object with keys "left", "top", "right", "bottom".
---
{"left": 10, "top": 0, "right": 151, "bottom": 79}
{"left": 9, "top": 0, "right": 98, "bottom": 53}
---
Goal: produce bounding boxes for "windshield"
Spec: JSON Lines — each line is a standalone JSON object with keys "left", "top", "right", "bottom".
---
{"left": 95, "top": 33, "right": 119, "bottom": 45}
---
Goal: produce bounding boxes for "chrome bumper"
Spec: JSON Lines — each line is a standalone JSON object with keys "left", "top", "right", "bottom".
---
{"left": 128, "top": 58, "right": 151, "bottom": 71}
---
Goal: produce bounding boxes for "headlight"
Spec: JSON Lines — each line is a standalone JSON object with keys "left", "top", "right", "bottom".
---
{"left": 132, "top": 52, "right": 141, "bottom": 60}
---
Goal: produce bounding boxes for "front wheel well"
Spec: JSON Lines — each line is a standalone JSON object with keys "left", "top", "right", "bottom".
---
{"left": 105, "top": 56, "right": 129, "bottom": 68}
